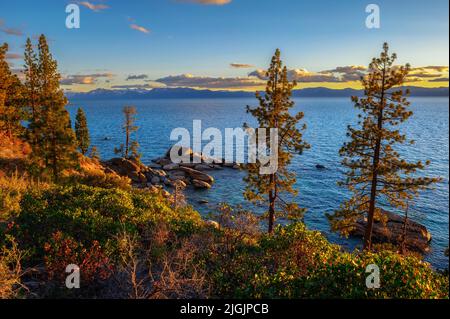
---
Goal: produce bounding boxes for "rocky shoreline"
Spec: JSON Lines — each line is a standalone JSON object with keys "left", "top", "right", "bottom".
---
{"left": 103, "top": 146, "right": 240, "bottom": 191}
{"left": 101, "top": 146, "right": 433, "bottom": 255}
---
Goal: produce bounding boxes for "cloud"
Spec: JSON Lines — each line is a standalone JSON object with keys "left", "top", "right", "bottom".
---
{"left": 177, "top": 0, "right": 232, "bottom": 5}
{"left": 156, "top": 73, "right": 264, "bottom": 89}
{"left": 126, "top": 74, "right": 149, "bottom": 80}
{"left": 78, "top": 1, "right": 109, "bottom": 12}
{"left": 249, "top": 68, "right": 342, "bottom": 83}
{"left": 428, "top": 77, "right": 449, "bottom": 82}
{"left": 111, "top": 83, "right": 166, "bottom": 89}
{"left": 230, "top": 63, "right": 254, "bottom": 69}
{"left": 130, "top": 24, "right": 150, "bottom": 34}
{"left": 0, "top": 19, "right": 24, "bottom": 36}
{"left": 60, "top": 73, "right": 114, "bottom": 85}
{"left": 320, "top": 65, "right": 367, "bottom": 81}
{"left": 5, "top": 53, "right": 22, "bottom": 60}
{"left": 411, "top": 66, "right": 448, "bottom": 73}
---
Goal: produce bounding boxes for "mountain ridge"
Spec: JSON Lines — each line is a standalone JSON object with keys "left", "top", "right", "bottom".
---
{"left": 66, "top": 86, "right": 449, "bottom": 100}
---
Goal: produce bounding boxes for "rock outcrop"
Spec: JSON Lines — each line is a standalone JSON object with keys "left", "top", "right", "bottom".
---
{"left": 350, "top": 209, "right": 432, "bottom": 253}
{"left": 103, "top": 145, "right": 240, "bottom": 191}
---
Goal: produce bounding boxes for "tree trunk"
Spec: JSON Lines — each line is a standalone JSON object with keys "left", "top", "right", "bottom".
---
{"left": 268, "top": 174, "right": 276, "bottom": 234}
{"left": 364, "top": 67, "right": 386, "bottom": 251}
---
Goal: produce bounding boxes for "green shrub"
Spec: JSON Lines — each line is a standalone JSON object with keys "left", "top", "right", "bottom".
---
{"left": 4, "top": 184, "right": 201, "bottom": 265}
{"left": 211, "top": 223, "right": 449, "bottom": 299}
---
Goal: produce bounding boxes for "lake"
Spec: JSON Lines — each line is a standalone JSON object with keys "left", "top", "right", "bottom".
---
{"left": 67, "top": 97, "right": 449, "bottom": 269}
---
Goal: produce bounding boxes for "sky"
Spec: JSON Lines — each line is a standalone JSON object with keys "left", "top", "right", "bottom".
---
{"left": 1, "top": 0, "right": 449, "bottom": 92}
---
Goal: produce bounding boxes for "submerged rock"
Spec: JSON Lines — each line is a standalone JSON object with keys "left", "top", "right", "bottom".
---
{"left": 316, "top": 164, "right": 326, "bottom": 170}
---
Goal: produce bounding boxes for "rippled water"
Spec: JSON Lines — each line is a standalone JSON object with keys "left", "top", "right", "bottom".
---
{"left": 68, "top": 97, "right": 449, "bottom": 269}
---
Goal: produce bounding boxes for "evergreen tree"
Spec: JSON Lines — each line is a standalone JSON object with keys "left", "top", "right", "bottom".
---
{"left": 328, "top": 43, "right": 441, "bottom": 250}
{"left": 28, "top": 35, "right": 78, "bottom": 181}
{"left": 115, "top": 106, "right": 139, "bottom": 160}
{"left": 0, "top": 43, "right": 25, "bottom": 138}
{"left": 23, "top": 38, "right": 39, "bottom": 121}
{"left": 75, "top": 107, "right": 90, "bottom": 155}
{"left": 244, "top": 49, "right": 310, "bottom": 234}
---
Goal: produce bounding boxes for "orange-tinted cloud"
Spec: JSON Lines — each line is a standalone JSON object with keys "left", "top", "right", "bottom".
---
{"left": 130, "top": 24, "right": 150, "bottom": 34}
{"left": 78, "top": 1, "right": 109, "bottom": 12}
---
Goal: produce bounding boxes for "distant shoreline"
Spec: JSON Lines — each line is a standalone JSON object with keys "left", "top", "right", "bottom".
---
{"left": 66, "top": 86, "right": 449, "bottom": 100}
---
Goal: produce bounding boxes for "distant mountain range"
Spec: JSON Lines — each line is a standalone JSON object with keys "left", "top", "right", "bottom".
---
{"left": 66, "top": 86, "right": 449, "bottom": 100}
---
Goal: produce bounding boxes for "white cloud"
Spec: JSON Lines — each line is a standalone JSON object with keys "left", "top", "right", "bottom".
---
{"left": 156, "top": 73, "right": 264, "bottom": 88}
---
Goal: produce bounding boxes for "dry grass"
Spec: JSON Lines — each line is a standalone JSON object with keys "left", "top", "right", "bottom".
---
{"left": 104, "top": 225, "right": 211, "bottom": 299}
{"left": 0, "top": 171, "right": 47, "bottom": 221}
{"left": 0, "top": 237, "right": 28, "bottom": 299}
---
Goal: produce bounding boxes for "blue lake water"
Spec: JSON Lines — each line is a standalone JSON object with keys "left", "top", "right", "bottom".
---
{"left": 67, "top": 97, "right": 449, "bottom": 269}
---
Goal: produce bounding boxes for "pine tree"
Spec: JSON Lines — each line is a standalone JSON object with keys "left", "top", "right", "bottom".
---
{"left": 328, "top": 43, "right": 441, "bottom": 250}
{"left": 0, "top": 43, "right": 25, "bottom": 138}
{"left": 75, "top": 107, "right": 90, "bottom": 155}
{"left": 23, "top": 38, "right": 39, "bottom": 121}
{"left": 28, "top": 35, "right": 78, "bottom": 181}
{"left": 244, "top": 49, "right": 310, "bottom": 234}
{"left": 115, "top": 106, "right": 139, "bottom": 160}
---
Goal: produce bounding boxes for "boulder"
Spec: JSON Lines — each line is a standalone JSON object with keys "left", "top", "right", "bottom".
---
{"left": 150, "top": 176, "right": 160, "bottom": 185}
{"left": 153, "top": 169, "right": 167, "bottom": 177}
{"left": 194, "top": 164, "right": 214, "bottom": 171}
{"left": 192, "top": 179, "right": 212, "bottom": 189}
{"left": 148, "top": 162, "right": 162, "bottom": 169}
{"left": 158, "top": 158, "right": 172, "bottom": 166}
{"left": 163, "top": 163, "right": 180, "bottom": 171}
{"left": 351, "top": 209, "right": 432, "bottom": 253}
{"left": 206, "top": 220, "right": 220, "bottom": 229}
{"left": 138, "top": 172, "right": 147, "bottom": 184}
{"left": 179, "top": 167, "right": 214, "bottom": 184}
{"left": 110, "top": 158, "right": 140, "bottom": 173}
{"left": 129, "top": 171, "right": 141, "bottom": 183}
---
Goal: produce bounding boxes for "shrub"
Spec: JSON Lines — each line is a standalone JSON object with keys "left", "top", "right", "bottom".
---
{"left": 0, "top": 236, "right": 27, "bottom": 298}
{"left": 44, "top": 231, "right": 112, "bottom": 284}
{"left": 210, "top": 223, "right": 449, "bottom": 299}
{"left": 5, "top": 184, "right": 201, "bottom": 266}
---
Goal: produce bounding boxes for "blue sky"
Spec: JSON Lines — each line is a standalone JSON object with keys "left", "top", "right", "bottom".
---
{"left": 1, "top": 0, "right": 448, "bottom": 91}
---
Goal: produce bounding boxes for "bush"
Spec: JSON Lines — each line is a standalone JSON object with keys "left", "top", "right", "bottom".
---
{"left": 210, "top": 223, "right": 449, "bottom": 299}
{"left": 4, "top": 184, "right": 202, "bottom": 266}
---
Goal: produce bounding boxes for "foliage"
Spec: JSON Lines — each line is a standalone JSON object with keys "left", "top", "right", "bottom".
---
{"left": 4, "top": 184, "right": 201, "bottom": 265}
{"left": 328, "top": 43, "right": 441, "bottom": 249}
{"left": 26, "top": 35, "right": 79, "bottom": 181}
{"left": 210, "top": 223, "right": 449, "bottom": 299}
{"left": 44, "top": 231, "right": 112, "bottom": 284}
{"left": 0, "top": 235, "right": 27, "bottom": 298}
{"left": 0, "top": 43, "right": 25, "bottom": 138}
{"left": 245, "top": 49, "right": 310, "bottom": 233}
{"left": 75, "top": 108, "right": 90, "bottom": 155}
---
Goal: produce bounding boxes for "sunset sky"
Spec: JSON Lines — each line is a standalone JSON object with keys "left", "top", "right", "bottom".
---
{"left": 1, "top": 0, "right": 449, "bottom": 92}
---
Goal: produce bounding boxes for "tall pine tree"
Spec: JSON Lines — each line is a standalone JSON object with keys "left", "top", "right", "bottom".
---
{"left": 28, "top": 35, "right": 78, "bottom": 181}
{"left": 75, "top": 107, "right": 90, "bottom": 155}
{"left": 0, "top": 43, "right": 25, "bottom": 138}
{"left": 328, "top": 43, "right": 441, "bottom": 250}
{"left": 23, "top": 38, "right": 39, "bottom": 122}
{"left": 244, "top": 49, "right": 309, "bottom": 234}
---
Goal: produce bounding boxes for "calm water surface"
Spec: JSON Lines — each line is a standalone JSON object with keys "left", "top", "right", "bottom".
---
{"left": 68, "top": 97, "right": 449, "bottom": 269}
